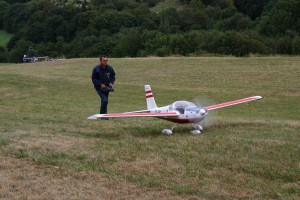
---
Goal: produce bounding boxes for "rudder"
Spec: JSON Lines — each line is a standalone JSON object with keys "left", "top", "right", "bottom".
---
{"left": 145, "top": 85, "right": 157, "bottom": 110}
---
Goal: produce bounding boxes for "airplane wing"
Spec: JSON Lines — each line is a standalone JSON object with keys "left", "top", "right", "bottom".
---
{"left": 123, "top": 109, "right": 151, "bottom": 114}
{"left": 87, "top": 112, "right": 179, "bottom": 119}
{"left": 204, "top": 96, "right": 262, "bottom": 111}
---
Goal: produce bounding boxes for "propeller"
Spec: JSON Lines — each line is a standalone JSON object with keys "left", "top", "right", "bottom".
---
{"left": 192, "top": 96, "right": 218, "bottom": 128}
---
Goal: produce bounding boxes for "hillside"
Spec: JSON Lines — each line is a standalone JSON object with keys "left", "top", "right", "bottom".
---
{"left": 0, "top": 0, "right": 299, "bottom": 62}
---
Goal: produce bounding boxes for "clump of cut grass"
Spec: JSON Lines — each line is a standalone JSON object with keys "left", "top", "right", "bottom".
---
{"left": 0, "top": 138, "right": 10, "bottom": 147}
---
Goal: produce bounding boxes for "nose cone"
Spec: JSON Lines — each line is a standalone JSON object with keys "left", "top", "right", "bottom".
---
{"left": 200, "top": 108, "right": 207, "bottom": 115}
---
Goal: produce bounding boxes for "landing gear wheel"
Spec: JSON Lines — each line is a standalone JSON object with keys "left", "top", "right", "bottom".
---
{"left": 195, "top": 125, "right": 203, "bottom": 131}
{"left": 162, "top": 129, "right": 173, "bottom": 135}
{"left": 190, "top": 130, "right": 201, "bottom": 135}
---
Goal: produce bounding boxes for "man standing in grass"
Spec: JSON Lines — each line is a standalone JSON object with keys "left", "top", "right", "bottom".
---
{"left": 92, "top": 55, "right": 116, "bottom": 116}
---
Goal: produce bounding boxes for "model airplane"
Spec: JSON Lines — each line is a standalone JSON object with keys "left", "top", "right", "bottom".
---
{"left": 88, "top": 85, "right": 262, "bottom": 134}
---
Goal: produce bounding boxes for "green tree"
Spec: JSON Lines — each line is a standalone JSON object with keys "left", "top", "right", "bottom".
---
{"left": 234, "top": 0, "right": 271, "bottom": 20}
{"left": 25, "top": 22, "right": 45, "bottom": 43}
{"left": 258, "top": 0, "right": 300, "bottom": 36}
{"left": 204, "top": 30, "right": 269, "bottom": 56}
{"left": 144, "top": 32, "right": 171, "bottom": 56}
{"left": 93, "top": 11, "right": 137, "bottom": 33}
{"left": 0, "top": 46, "right": 7, "bottom": 62}
{"left": 112, "top": 28, "right": 143, "bottom": 57}
{"left": 43, "top": 15, "right": 65, "bottom": 42}
{"left": 177, "top": 0, "right": 208, "bottom": 31}
{"left": 169, "top": 34, "right": 190, "bottom": 55}
{"left": 157, "top": 7, "right": 181, "bottom": 33}
{"left": 129, "top": 7, "right": 158, "bottom": 30}
{"left": 0, "top": 0, "right": 9, "bottom": 29}
{"left": 73, "top": 11, "right": 94, "bottom": 31}
{"left": 35, "top": 41, "right": 65, "bottom": 58}
{"left": 214, "top": 13, "right": 254, "bottom": 31}
{"left": 292, "top": 36, "right": 300, "bottom": 54}
{"left": 5, "top": 0, "right": 31, "bottom": 3}
{"left": 201, "top": 0, "right": 233, "bottom": 7}
{"left": 184, "top": 30, "right": 207, "bottom": 54}
{"left": 274, "top": 36, "right": 293, "bottom": 54}
{"left": 7, "top": 39, "right": 33, "bottom": 63}
{"left": 3, "top": 3, "right": 30, "bottom": 33}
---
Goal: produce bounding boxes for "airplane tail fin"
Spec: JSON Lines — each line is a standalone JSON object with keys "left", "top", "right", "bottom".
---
{"left": 145, "top": 85, "right": 157, "bottom": 110}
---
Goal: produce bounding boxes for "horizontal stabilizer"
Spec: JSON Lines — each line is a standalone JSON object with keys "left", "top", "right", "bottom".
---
{"left": 87, "top": 114, "right": 101, "bottom": 120}
{"left": 204, "top": 96, "right": 262, "bottom": 111}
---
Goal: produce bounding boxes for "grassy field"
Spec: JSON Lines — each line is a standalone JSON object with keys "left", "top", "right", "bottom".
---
{"left": 0, "top": 57, "right": 299, "bottom": 199}
{"left": 0, "top": 30, "right": 13, "bottom": 47}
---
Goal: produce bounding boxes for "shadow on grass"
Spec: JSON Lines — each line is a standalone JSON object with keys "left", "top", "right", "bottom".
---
{"left": 77, "top": 124, "right": 171, "bottom": 139}
{"left": 78, "top": 119, "right": 268, "bottom": 139}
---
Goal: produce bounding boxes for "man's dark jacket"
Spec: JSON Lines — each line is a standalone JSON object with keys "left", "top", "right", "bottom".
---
{"left": 92, "top": 64, "right": 115, "bottom": 90}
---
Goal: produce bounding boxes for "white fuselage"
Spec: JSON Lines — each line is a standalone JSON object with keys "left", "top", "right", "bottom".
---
{"left": 149, "top": 101, "right": 207, "bottom": 123}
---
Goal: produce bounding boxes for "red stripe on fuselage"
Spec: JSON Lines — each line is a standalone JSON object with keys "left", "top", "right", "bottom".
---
{"left": 145, "top": 91, "right": 152, "bottom": 94}
{"left": 146, "top": 95, "right": 153, "bottom": 98}
{"left": 159, "top": 117, "right": 202, "bottom": 124}
{"left": 102, "top": 112, "right": 178, "bottom": 117}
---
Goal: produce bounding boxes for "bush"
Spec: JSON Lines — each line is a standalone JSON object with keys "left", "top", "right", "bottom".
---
{"left": 0, "top": 46, "right": 7, "bottom": 62}
{"left": 112, "top": 28, "right": 143, "bottom": 57}
{"left": 292, "top": 36, "right": 300, "bottom": 54}
{"left": 7, "top": 39, "right": 33, "bottom": 63}
{"left": 169, "top": 34, "right": 190, "bottom": 55}
{"left": 203, "top": 31, "right": 269, "bottom": 57}
{"left": 35, "top": 42, "right": 64, "bottom": 58}
{"left": 144, "top": 33, "right": 171, "bottom": 56}
{"left": 275, "top": 36, "right": 293, "bottom": 54}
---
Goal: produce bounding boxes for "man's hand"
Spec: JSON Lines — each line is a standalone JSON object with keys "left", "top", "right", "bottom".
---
{"left": 109, "top": 83, "right": 113, "bottom": 88}
{"left": 101, "top": 84, "right": 106, "bottom": 89}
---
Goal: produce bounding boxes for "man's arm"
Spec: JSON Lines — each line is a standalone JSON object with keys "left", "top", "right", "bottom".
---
{"left": 91, "top": 67, "right": 103, "bottom": 87}
{"left": 109, "top": 67, "right": 116, "bottom": 85}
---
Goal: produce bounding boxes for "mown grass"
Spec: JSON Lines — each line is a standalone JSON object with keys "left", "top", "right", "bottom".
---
{"left": 0, "top": 30, "right": 13, "bottom": 47}
{"left": 0, "top": 57, "right": 299, "bottom": 199}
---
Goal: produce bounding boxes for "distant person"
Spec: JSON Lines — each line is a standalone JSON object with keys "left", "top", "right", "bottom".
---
{"left": 28, "top": 47, "right": 34, "bottom": 57}
{"left": 91, "top": 55, "right": 116, "bottom": 116}
{"left": 28, "top": 47, "right": 36, "bottom": 62}
{"left": 23, "top": 55, "right": 28, "bottom": 63}
{"left": 23, "top": 55, "right": 31, "bottom": 63}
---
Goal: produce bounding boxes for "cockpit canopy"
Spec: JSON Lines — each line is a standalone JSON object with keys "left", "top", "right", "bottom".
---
{"left": 169, "top": 101, "right": 199, "bottom": 114}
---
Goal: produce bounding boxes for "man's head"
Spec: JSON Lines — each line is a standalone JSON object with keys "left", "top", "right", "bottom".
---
{"left": 100, "top": 55, "right": 108, "bottom": 66}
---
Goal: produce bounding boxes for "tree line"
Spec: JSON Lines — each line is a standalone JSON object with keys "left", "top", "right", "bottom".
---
{"left": 0, "top": 0, "right": 299, "bottom": 62}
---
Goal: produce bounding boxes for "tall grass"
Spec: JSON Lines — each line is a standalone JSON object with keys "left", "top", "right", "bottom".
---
{"left": 0, "top": 57, "right": 299, "bottom": 199}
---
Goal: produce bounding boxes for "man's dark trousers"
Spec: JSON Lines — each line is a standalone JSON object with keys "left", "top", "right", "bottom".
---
{"left": 96, "top": 89, "right": 109, "bottom": 114}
